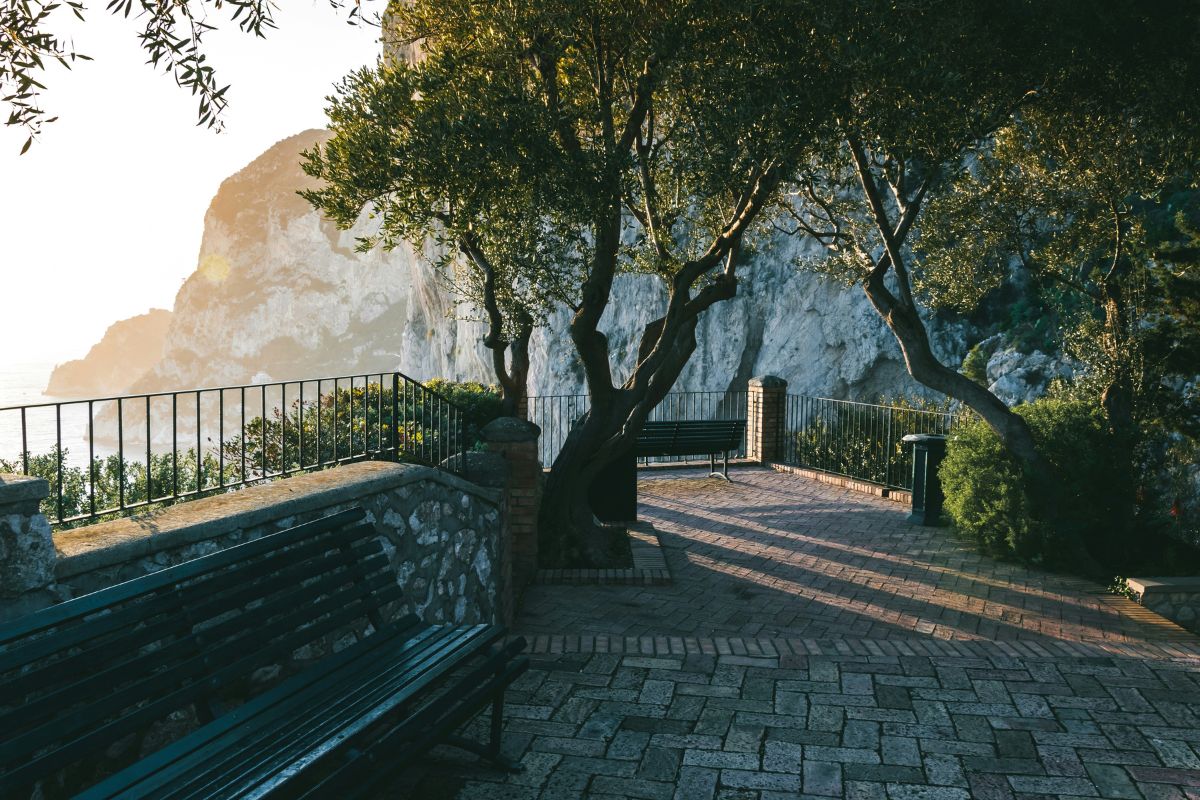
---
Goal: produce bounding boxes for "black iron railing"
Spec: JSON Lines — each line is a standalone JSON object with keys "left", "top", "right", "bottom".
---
{"left": 0, "top": 372, "right": 470, "bottom": 527}
{"left": 781, "top": 394, "right": 964, "bottom": 490}
{"left": 527, "top": 390, "right": 749, "bottom": 467}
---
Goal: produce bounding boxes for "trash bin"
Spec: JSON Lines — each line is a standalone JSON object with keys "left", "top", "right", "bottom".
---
{"left": 903, "top": 434, "right": 948, "bottom": 526}
{"left": 589, "top": 451, "right": 637, "bottom": 523}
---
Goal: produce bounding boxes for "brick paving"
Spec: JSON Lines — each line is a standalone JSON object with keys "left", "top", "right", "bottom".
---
{"left": 388, "top": 467, "right": 1200, "bottom": 798}
{"left": 517, "top": 468, "right": 1197, "bottom": 652}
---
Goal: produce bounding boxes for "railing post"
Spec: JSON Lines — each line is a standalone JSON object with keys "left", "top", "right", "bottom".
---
{"left": 390, "top": 373, "right": 400, "bottom": 462}
{"left": 747, "top": 376, "right": 787, "bottom": 464}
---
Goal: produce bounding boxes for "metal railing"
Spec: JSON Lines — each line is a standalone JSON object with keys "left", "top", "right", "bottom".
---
{"left": 527, "top": 390, "right": 749, "bottom": 467}
{"left": 780, "top": 394, "right": 964, "bottom": 490}
{"left": 0, "top": 372, "right": 470, "bottom": 528}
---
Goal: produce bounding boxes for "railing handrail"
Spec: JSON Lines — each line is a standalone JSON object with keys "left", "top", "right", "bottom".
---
{"left": 0, "top": 368, "right": 455, "bottom": 413}
{"left": 1, "top": 370, "right": 472, "bottom": 528}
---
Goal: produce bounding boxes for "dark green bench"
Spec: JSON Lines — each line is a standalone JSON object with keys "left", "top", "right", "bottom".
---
{"left": 635, "top": 419, "right": 747, "bottom": 479}
{"left": 0, "top": 507, "right": 527, "bottom": 799}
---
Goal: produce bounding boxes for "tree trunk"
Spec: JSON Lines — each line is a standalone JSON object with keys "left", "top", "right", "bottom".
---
{"left": 495, "top": 320, "right": 533, "bottom": 418}
{"left": 539, "top": 312, "right": 705, "bottom": 567}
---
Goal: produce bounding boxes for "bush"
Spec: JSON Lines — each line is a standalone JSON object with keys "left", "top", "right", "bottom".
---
{"left": 424, "top": 379, "right": 505, "bottom": 444}
{"left": 939, "top": 398, "right": 1126, "bottom": 568}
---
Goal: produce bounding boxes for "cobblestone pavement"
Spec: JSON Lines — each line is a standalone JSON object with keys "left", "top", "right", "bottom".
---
{"left": 388, "top": 468, "right": 1200, "bottom": 798}
{"left": 398, "top": 648, "right": 1200, "bottom": 799}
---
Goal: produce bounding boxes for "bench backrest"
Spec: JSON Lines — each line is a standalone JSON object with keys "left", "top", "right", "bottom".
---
{"left": 635, "top": 419, "right": 747, "bottom": 457}
{"left": 0, "top": 508, "right": 406, "bottom": 796}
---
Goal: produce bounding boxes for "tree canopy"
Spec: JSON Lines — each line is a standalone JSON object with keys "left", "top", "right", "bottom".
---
{"left": 1, "top": 0, "right": 379, "bottom": 152}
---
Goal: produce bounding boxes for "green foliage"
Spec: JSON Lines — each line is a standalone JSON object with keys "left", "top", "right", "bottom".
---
{"left": 2, "top": 378, "right": 488, "bottom": 527}
{"left": 223, "top": 379, "right": 482, "bottom": 475}
{"left": 424, "top": 379, "right": 504, "bottom": 443}
{"left": 960, "top": 346, "right": 989, "bottom": 385}
{"left": 3, "top": 0, "right": 378, "bottom": 150}
{"left": 940, "top": 398, "right": 1125, "bottom": 567}
{"left": 1106, "top": 576, "right": 1137, "bottom": 600}
{"left": 790, "top": 397, "right": 961, "bottom": 490}
{"left": 0, "top": 447, "right": 234, "bottom": 528}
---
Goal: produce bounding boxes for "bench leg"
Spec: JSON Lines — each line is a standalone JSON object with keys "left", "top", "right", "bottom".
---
{"left": 709, "top": 451, "right": 732, "bottom": 481}
{"left": 443, "top": 653, "right": 524, "bottom": 773}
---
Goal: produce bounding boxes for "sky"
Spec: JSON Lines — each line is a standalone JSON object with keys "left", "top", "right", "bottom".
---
{"left": 0, "top": 3, "right": 381, "bottom": 365}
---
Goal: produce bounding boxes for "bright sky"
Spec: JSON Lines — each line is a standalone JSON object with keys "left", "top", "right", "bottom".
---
{"left": 0, "top": 3, "right": 381, "bottom": 364}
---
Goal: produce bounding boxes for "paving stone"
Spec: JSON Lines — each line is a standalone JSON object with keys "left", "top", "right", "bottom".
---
{"left": 804, "top": 745, "right": 882, "bottom": 764}
{"left": 804, "top": 760, "right": 844, "bottom": 796}
{"left": 721, "top": 769, "right": 803, "bottom": 791}
{"left": 763, "top": 740, "right": 804, "bottom": 773}
{"left": 589, "top": 776, "right": 675, "bottom": 799}
{"left": 607, "top": 730, "right": 651, "bottom": 760}
{"left": 1084, "top": 763, "right": 1142, "bottom": 799}
{"left": 578, "top": 713, "right": 624, "bottom": 741}
{"left": 885, "top": 785, "right": 972, "bottom": 800}
{"left": 1007, "top": 775, "right": 1101, "bottom": 795}
{"left": 682, "top": 749, "right": 761, "bottom": 770}
{"left": 674, "top": 765, "right": 719, "bottom": 800}
{"left": 532, "top": 736, "right": 607, "bottom": 757}
{"left": 637, "top": 746, "right": 682, "bottom": 782}
{"left": 847, "top": 780, "right": 890, "bottom": 800}
{"left": 724, "top": 724, "right": 766, "bottom": 753}
{"left": 883, "top": 735, "right": 923, "bottom": 766}
{"left": 923, "top": 754, "right": 968, "bottom": 786}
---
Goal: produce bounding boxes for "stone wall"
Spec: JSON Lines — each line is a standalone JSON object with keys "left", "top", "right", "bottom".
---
{"left": 1127, "top": 577, "right": 1200, "bottom": 634}
{"left": 0, "top": 462, "right": 505, "bottom": 626}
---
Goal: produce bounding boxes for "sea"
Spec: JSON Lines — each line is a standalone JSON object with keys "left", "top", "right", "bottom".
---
{"left": 0, "top": 361, "right": 103, "bottom": 470}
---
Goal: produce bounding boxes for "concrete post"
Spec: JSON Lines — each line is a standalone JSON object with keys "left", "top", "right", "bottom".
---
{"left": 480, "top": 417, "right": 542, "bottom": 616}
{"left": 0, "top": 474, "right": 57, "bottom": 622}
{"left": 747, "top": 376, "right": 787, "bottom": 463}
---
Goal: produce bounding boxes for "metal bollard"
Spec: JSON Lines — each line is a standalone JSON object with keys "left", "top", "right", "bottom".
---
{"left": 903, "top": 434, "right": 948, "bottom": 526}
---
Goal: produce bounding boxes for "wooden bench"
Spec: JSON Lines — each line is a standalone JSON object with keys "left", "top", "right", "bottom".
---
{"left": 0, "top": 507, "right": 528, "bottom": 799}
{"left": 635, "top": 419, "right": 747, "bottom": 479}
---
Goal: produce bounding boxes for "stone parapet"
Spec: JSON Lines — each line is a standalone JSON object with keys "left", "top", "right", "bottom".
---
{"left": 1127, "top": 576, "right": 1200, "bottom": 633}
{"left": 0, "top": 474, "right": 58, "bottom": 618}
{"left": 1, "top": 462, "right": 505, "bottom": 627}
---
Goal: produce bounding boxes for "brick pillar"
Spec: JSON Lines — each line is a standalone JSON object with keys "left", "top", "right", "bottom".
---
{"left": 0, "top": 474, "right": 58, "bottom": 622}
{"left": 747, "top": 376, "right": 787, "bottom": 464}
{"left": 480, "top": 417, "right": 541, "bottom": 617}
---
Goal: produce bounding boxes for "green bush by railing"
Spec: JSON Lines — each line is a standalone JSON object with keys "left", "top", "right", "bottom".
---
{"left": 782, "top": 395, "right": 964, "bottom": 490}
{"left": 1, "top": 374, "right": 491, "bottom": 528}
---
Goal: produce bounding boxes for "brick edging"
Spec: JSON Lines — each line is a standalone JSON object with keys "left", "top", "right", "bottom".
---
{"left": 534, "top": 522, "right": 670, "bottom": 586}
{"left": 513, "top": 633, "right": 1200, "bottom": 664}
{"left": 764, "top": 461, "right": 912, "bottom": 505}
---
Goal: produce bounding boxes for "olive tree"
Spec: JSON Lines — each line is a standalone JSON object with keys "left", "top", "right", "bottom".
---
{"left": 2, "top": 0, "right": 378, "bottom": 151}
{"left": 780, "top": 0, "right": 1200, "bottom": 531}
{"left": 305, "top": 0, "right": 841, "bottom": 565}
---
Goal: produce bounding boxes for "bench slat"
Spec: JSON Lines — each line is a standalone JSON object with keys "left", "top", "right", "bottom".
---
{"left": 82, "top": 625, "right": 502, "bottom": 800}
{"left": 160, "top": 627, "right": 499, "bottom": 800}
{"left": 0, "top": 509, "right": 366, "bottom": 646}
{"left": 0, "top": 581, "right": 397, "bottom": 784}
{"left": 0, "top": 553, "right": 391, "bottom": 734}
{"left": 0, "top": 505, "right": 525, "bottom": 799}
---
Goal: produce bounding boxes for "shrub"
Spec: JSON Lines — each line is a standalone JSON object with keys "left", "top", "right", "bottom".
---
{"left": 939, "top": 398, "right": 1125, "bottom": 568}
{"left": 424, "top": 379, "right": 505, "bottom": 444}
{"left": 960, "top": 344, "right": 989, "bottom": 385}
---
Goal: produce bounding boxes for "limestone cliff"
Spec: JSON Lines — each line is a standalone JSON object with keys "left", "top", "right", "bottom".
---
{"left": 45, "top": 309, "right": 172, "bottom": 398}
{"left": 118, "top": 129, "right": 961, "bottom": 403}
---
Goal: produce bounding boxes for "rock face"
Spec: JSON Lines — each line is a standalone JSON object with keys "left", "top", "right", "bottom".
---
{"left": 127, "top": 129, "right": 491, "bottom": 395}
{"left": 108, "top": 129, "right": 962, "bottom": 405}
{"left": 45, "top": 309, "right": 172, "bottom": 398}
